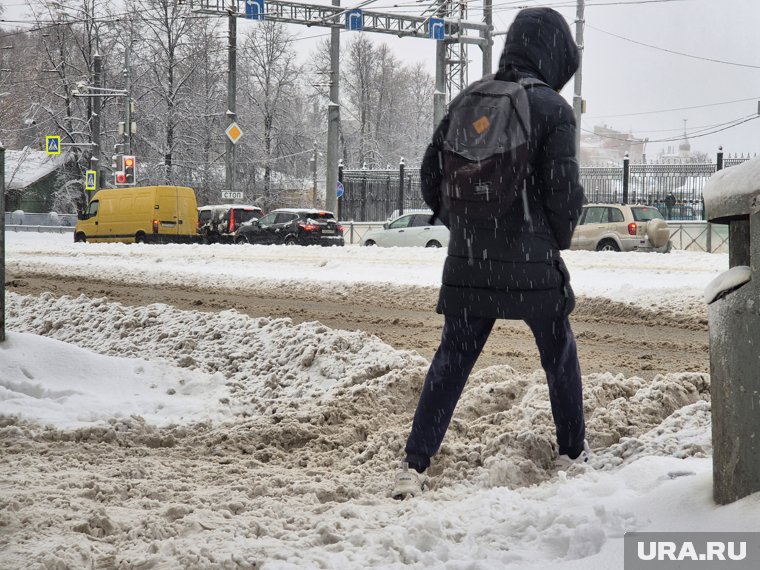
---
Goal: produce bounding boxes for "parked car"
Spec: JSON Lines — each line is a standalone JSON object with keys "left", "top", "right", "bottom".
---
{"left": 234, "top": 208, "right": 344, "bottom": 246}
{"left": 361, "top": 211, "right": 448, "bottom": 248}
{"left": 197, "top": 204, "right": 264, "bottom": 243}
{"left": 571, "top": 203, "right": 672, "bottom": 253}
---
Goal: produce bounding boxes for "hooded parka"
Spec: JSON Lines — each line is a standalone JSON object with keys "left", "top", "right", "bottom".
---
{"left": 420, "top": 8, "right": 585, "bottom": 320}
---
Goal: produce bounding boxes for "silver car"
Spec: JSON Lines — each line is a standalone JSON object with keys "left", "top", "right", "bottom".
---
{"left": 361, "top": 211, "right": 449, "bottom": 248}
{"left": 571, "top": 204, "right": 672, "bottom": 253}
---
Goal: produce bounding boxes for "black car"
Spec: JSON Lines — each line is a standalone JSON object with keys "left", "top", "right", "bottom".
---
{"left": 234, "top": 208, "right": 345, "bottom": 246}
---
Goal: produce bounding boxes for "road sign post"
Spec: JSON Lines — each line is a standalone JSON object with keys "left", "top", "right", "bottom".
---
{"left": 346, "top": 9, "right": 363, "bottom": 31}
{"left": 429, "top": 18, "right": 445, "bottom": 40}
{"left": 85, "top": 170, "right": 97, "bottom": 191}
{"left": 45, "top": 136, "right": 61, "bottom": 155}
{"left": 225, "top": 122, "right": 243, "bottom": 144}
{"left": 246, "top": 0, "right": 265, "bottom": 20}
{"left": 1, "top": 145, "right": 5, "bottom": 342}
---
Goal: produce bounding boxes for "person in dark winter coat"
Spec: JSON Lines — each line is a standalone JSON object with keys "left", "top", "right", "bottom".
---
{"left": 392, "top": 7, "right": 588, "bottom": 500}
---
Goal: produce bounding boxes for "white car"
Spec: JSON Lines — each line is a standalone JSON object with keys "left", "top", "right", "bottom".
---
{"left": 361, "top": 211, "right": 449, "bottom": 248}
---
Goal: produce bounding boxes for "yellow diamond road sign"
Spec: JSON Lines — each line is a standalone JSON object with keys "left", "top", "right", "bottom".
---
{"left": 225, "top": 122, "right": 243, "bottom": 144}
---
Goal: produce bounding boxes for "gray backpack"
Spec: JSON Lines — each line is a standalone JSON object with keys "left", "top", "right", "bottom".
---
{"left": 441, "top": 76, "right": 546, "bottom": 224}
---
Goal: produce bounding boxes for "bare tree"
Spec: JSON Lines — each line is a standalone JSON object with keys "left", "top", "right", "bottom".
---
{"left": 132, "top": 0, "right": 197, "bottom": 183}
{"left": 238, "top": 21, "right": 302, "bottom": 208}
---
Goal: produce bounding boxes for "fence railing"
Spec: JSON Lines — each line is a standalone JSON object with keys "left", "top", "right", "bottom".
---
{"left": 339, "top": 220, "right": 728, "bottom": 252}
{"left": 4, "top": 211, "right": 78, "bottom": 227}
{"left": 339, "top": 150, "right": 753, "bottom": 222}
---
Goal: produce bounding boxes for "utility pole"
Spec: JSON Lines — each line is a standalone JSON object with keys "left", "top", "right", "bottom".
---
{"left": 573, "top": 0, "right": 585, "bottom": 161}
{"left": 433, "top": 2, "right": 448, "bottom": 128}
{"left": 311, "top": 141, "right": 318, "bottom": 207}
{"left": 225, "top": 4, "right": 237, "bottom": 203}
{"left": 324, "top": 0, "right": 340, "bottom": 214}
{"left": 1, "top": 144, "right": 5, "bottom": 342}
{"left": 123, "top": 41, "right": 132, "bottom": 155}
{"left": 91, "top": 52, "right": 102, "bottom": 195}
{"left": 482, "top": 0, "right": 493, "bottom": 75}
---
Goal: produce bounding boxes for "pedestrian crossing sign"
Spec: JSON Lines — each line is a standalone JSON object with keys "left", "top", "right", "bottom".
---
{"left": 85, "top": 170, "right": 97, "bottom": 191}
{"left": 46, "top": 135, "right": 61, "bottom": 155}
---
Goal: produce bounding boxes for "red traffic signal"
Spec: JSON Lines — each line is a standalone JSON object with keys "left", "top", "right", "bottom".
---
{"left": 123, "top": 155, "right": 136, "bottom": 185}
{"left": 115, "top": 172, "right": 127, "bottom": 184}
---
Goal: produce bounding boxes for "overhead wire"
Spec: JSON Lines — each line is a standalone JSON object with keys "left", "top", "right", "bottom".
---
{"left": 586, "top": 24, "right": 760, "bottom": 69}
{"left": 583, "top": 113, "right": 760, "bottom": 143}
{"left": 587, "top": 96, "right": 760, "bottom": 119}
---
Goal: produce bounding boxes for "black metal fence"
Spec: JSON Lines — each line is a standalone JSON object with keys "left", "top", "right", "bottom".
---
{"left": 339, "top": 151, "right": 753, "bottom": 222}
{"left": 339, "top": 163, "right": 427, "bottom": 222}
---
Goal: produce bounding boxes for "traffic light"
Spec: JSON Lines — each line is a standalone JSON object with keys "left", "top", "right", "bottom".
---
{"left": 123, "top": 155, "right": 136, "bottom": 185}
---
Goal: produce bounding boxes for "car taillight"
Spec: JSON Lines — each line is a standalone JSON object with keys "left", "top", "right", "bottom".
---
{"left": 628, "top": 222, "right": 637, "bottom": 236}
{"left": 299, "top": 222, "right": 319, "bottom": 231}
{"left": 229, "top": 209, "right": 235, "bottom": 233}
{"left": 152, "top": 219, "right": 159, "bottom": 234}
{"left": 337, "top": 224, "right": 345, "bottom": 235}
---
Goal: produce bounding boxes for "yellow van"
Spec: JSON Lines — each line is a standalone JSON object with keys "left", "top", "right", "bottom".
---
{"left": 75, "top": 186, "right": 198, "bottom": 244}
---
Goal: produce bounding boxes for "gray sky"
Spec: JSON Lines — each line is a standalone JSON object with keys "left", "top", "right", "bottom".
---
{"left": 339, "top": 0, "right": 760, "bottom": 158}
{"left": 3, "top": 0, "right": 759, "bottom": 157}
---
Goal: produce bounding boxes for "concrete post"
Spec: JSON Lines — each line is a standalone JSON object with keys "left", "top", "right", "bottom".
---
{"left": 225, "top": 7, "right": 237, "bottom": 203}
{"left": 573, "top": 0, "right": 585, "bottom": 162}
{"left": 398, "top": 158, "right": 405, "bottom": 216}
{"left": 324, "top": 0, "right": 341, "bottom": 215}
{"left": 91, "top": 52, "right": 102, "bottom": 196}
{"left": 1, "top": 144, "right": 5, "bottom": 342}
{"left": 703, "top": 156, "right": 760, "bottom": 504}
{"left": 337, "top": 159, "right": 344, "bottom": 221}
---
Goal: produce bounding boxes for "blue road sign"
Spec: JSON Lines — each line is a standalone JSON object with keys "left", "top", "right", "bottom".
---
{"left": 346, "top": 9, "right": 363, "bottom": 31}
{"left": 337, "top": 181, "right": 345, "bottom": 198}
{"left": 85, "top": 170, "right": 97, "bottom": 191}
{"left": 45, "top": 135, "right": 61, "bottom": 155}
{"left": 246, "top": 0, "right": 265, "bottom": 20}
{"left": 429, "top": 18, "right": 445, "bottom": 41}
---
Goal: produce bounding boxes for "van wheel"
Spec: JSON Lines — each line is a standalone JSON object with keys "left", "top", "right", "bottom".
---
{"left": 74, "top": 232, "right": 86, "bottom": 243}
{"left": 135, "top": 232, "right": 146, "bottom": 244}
{"left": 425, "top": 240, "right": 442, "bottom": 248}
{"left": 596, "top": 239, "right": 619, "bottom": 252}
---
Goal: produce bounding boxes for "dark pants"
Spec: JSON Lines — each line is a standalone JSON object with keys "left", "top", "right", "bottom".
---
{"left": 404, "top": 315, "right": 585, "bottom": 472}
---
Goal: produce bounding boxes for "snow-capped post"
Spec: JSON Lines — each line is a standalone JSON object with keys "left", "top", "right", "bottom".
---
{"left": 622, "top": 152, "right": 630, "bottom": 204}
{"left": 337, "top": 158, "right": 344, "bottom": 222}
{"left": 702, "top": 155, "right": 760, "bottom": 504}
{"left": 398, "top": 157, "right": 405, "bottom": 216}
{"left": 1, "top": 143, "right": 5, "bottom": 342}
{"left": 361, "top": 162, "right": 368, "bottom": 221}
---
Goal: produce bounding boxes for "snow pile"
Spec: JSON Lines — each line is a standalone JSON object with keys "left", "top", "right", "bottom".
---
{"left": 4, "top": 292, "right": 428, "bottom": 416}
{"left": 0, "top": 332, "right": 230, "bottom": 429}
{"left": 0, "top": 292, "right": 756, "bottom": 570}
